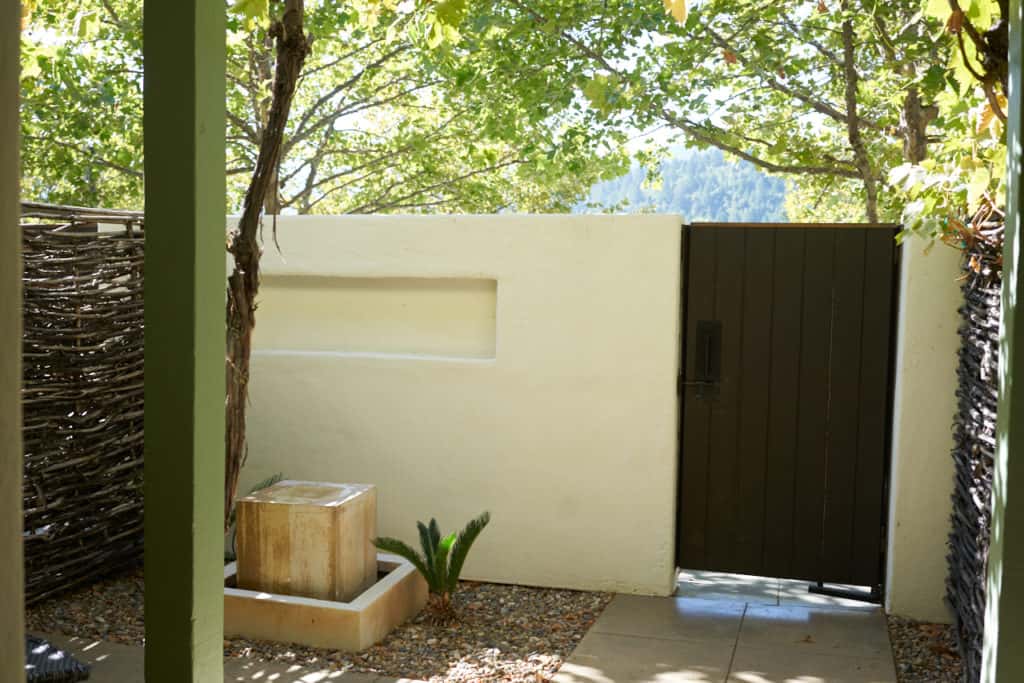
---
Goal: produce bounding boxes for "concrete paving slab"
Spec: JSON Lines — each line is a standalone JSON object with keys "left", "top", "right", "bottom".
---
{"left": 555, "top": 631, "right": 734, "bottom": 683}
{"left": 39, "top": 635, "right": 143, "bottom": 682}
{"left": 727, "top": 647, "right": 897, "bottom": 683}
{"left": 737, "top": 605, "right": 891, "bottom": 659}
{"left": 554, "top": 569, "right": 898, "bottom": 682}
{"left": 676, "top": 570, "right": 779, "bottom": 606}
{"left": 37, "top": 634, "right": 407, "bottom": 683}
{"left": 592, "top": 595, "right": 744, "bottom": 643}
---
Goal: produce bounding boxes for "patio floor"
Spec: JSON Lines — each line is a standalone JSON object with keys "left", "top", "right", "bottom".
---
{"left": 38, "top": 634, "right": 398, "bottom": 683}
{"left": 41, "top": 570, "right": 896, "bottom": 683}
{"left": 554, "top": 570, "right": 897, "bottom": 683}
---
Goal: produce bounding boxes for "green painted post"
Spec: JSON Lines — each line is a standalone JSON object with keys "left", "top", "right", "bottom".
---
{"left": 142, "top": 0, "right": 225, "bottom": 680}
{"left": 985, "top": 1, "right": 1024, "bottom": 680}
{"left": 0, "top": 1, "right": 25, "bottom": 680}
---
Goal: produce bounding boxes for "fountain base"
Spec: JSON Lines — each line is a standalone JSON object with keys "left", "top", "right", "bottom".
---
{"left": 224, "top": 552, "right": 427, "bottom": 651}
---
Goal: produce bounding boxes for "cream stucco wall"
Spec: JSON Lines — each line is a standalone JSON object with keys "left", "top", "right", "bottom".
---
{"left": 243, "top": 216, "right": 962, "bottom": 611}
{"left": 242, "top": 214, "right": 683, "bottom": 595}
{"left": 886, "top": 239, "right": 962, "bottom": 623}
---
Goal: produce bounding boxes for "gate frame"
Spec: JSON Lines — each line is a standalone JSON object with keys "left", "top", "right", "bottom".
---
{"left": 675, "top": 221, "right": 903, "bottom": 601}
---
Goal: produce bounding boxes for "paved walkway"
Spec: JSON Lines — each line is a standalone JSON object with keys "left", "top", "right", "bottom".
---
{"left": 555, "top": 570, "right": 897, "bottom": 683}
{"left": 42, "top": 571, "right": 895, "bottom": 683}
{"left": 39, "top": 633, "right": 402, "bottom": 683}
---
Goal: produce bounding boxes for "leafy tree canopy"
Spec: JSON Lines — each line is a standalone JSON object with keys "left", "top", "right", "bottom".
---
{"left": 21, "top": 0, "right": 1006, "bottom": 241}
{"left": 447, "top": 0, "right": 952, "bottom": 223}
{"left": 19, "top": 0, "right": 628, "bottom": 213}
{"left": 888, "top": 0, "right": 1007, "bottom": 248}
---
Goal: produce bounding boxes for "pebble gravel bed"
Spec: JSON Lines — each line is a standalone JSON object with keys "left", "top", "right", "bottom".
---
{"left": 25, "top": 566, "right": 145, "bottom": 645}
{"left": 26, "top": 566, "right": 612, "bottom": 682}
{"left": 887, "top": 615, "right": 963, "bottom": 683}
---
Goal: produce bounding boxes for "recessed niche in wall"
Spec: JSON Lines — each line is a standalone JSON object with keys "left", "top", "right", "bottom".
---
{"left": 255, "top": 276, "right": 497, "bottom": 359}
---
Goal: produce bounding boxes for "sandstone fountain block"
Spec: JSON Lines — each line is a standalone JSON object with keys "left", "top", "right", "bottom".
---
{"left": 235, "top": 480, "right": 377, "bottom": 602}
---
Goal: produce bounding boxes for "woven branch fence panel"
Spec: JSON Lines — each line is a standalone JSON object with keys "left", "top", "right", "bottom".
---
{"left": 21, "top": 203, "right": 145, "bottom": 605}
{"left": 946, "top": 245, "right": 1000, "bottom": 683}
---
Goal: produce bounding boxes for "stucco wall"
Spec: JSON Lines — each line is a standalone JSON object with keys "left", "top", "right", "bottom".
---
{"left": 886, "top": 240, "right": 962, "bottom": 623}
{"left": 241, "top": 214, "right": 683, "bottom": 595}
{"left": 242, "top": 216, "right": 962, "bottom": 611}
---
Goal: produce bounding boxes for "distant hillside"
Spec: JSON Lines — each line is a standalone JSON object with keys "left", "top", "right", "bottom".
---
{"left": 577, "top": 148, "right": 787, "bottom": 222}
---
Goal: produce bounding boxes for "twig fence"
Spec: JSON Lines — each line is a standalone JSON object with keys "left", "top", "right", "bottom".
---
{"left": 947, "top": 240, "right": 1001, "bottom": 683}
{"left": 20, "top": 202, "right": 145, "bottom": 604}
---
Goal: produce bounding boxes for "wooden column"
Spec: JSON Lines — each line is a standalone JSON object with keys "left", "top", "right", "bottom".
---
{"left": 984, "top": 1, "right": 1024, "bottom": 679}
{"left": 142, "top": 0, "right": 226, "bottom": 680}
{"left": 0, "top": 0, "right": 25, "bottom": 679}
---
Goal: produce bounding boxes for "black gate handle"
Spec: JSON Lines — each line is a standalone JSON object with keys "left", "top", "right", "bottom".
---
{"left": 680, "top": 320, "right": 721, "bottom": 399}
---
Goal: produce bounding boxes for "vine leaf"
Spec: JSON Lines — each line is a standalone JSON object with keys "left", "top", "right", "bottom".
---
{"left": 231, "top": 0, "right": 269, "bottom": 21}
{"left": 662, "top": 0, "right": 687, "bottom": 24}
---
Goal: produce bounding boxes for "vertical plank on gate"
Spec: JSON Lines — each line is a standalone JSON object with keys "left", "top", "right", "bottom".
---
{"left": 850, "top": 229, "right": 896, "bottom": 586}
{"left": 791, "top": 228, "right": 837, "bottom": 581}
{"left": 734, "top": 228, "right": 776, "bottom": 574}
{"left": 762, "top": 228, "right": 807, "bottom": 578}
{"left": 821, "top": 229, "right": 867, "bottom": 584}
{"left": 678, "top": 227, "right": 717, "bottom": 569}
{"left": 705, "top": 227, "right": 746, "bottom": 572}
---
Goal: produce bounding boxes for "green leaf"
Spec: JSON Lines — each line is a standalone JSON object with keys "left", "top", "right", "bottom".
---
{"left": 230, "top": 0, "right": 268, "bottom": 21}
{"left": 21, "top": 56, "right": 42, "bottom": 81}
{"left": 949, "top": 41, "right": 982, "bottom": 96}
{"left": 433, "top": 532, "right": 456, "bottom": 591}
{"left": 446, "top": 511, "right": 490, "bottom": 593}
{"left": 426, "top": 19, "right": 445, "bottom": 48}
{"left": 428, "top": 518, "right": 441, "bottom": 548}
{"left": 923, "top": 0, "right": 949, "bottom": 21}
{"left": 436, "top": 0, "right": 467, "bottom": 26}
{"left": 75, "top": 11, "right": 98, "bottom": 39}
{"left": 662, "top": 0, "right": 687, "bottom": 24}
{"left": 373, "top": 537, "right": 431, "bottom": 583}
{"left": 967, "top": 166, "right": 990, "bottom": 208}
{"left": 965, "top": 0, "right": 993, "bottom": 28}
{"left": 417, "top": 520, "right": 437, "bottom": 585}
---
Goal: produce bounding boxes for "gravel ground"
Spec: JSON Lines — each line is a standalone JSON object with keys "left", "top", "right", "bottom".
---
{"left": 887, "top": 615, "right": 963, "bottom": 683}
{"left": 26, "top": 566, "right": 612, "bottom": 682}
{"left": 26, "top": 566, "right": 145, "bottom": 645}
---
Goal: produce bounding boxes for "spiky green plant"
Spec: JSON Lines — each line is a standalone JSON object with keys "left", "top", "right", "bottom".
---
{"left": 373, "top": 511, "right": 490, "bottom": 621}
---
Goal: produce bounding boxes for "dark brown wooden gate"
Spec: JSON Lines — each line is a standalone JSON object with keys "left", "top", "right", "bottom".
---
{"left": 676, "top": 223, "right": 899, "bottom": 590}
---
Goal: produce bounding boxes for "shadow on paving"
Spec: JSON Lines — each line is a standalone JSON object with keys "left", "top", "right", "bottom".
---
{"left": 37, "top": 635, "right": 395, "bottom": 683}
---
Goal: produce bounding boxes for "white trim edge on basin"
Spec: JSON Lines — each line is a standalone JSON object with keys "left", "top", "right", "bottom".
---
{"left": 224, "top": 551, "right": 428, "bottom": 651}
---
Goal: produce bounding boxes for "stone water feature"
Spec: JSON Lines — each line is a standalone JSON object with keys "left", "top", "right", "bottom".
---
{"left": 223, "top": 480, "right": 427, "bottom": 651}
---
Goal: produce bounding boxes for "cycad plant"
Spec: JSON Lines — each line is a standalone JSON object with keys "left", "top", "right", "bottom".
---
{"left": 373, "top": 511, "right": 491, "bottom": 622}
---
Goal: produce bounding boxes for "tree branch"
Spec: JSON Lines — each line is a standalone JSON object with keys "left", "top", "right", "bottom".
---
{"left": 23, "top": 135, "right": 142, "bottom": 178}
{"left": 702, "top": 24, "right": 878, "bottom": 130}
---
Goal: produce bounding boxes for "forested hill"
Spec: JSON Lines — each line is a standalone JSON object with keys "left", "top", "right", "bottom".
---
{"left": 578, "top": 148, "right": 788, "bottom": 221}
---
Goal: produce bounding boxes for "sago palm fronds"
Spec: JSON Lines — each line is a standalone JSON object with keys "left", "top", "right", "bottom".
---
{"left": 373, "top": 511, "right": 490, "bottom": 621}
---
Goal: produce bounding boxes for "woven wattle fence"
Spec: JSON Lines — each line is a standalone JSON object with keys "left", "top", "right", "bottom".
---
{"left": 20, "top": 202, "right": 146, "bottom": 604}
{"left": 946, "top": 243, "right": 1001, "bottom": 683}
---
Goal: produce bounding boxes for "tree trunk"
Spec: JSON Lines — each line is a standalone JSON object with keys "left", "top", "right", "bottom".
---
{"left": 840, "top": 7, "right": 879, "bottom": 223}
{"left": 863, "top": 176, "right": 879, "bottom": 225}
{"left": 900, "top": 87, "right": 938, "bottom": 164}
{"left": 263, "top": 163, "right": 280, "bottom": 215}
{"left": 225, "top": 0, "right": 310, "bottom": 528}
